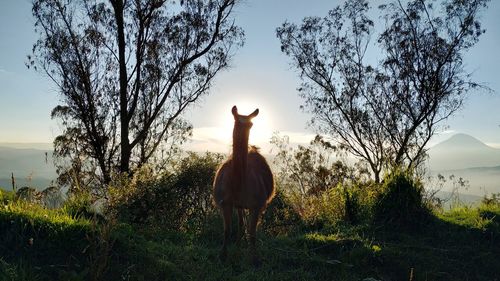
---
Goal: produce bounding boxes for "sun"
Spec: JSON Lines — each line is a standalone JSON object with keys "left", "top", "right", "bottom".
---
{"left": 216, "top": 100, "right": 274, "bottom": 147}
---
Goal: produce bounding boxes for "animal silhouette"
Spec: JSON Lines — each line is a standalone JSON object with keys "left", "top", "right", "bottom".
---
{"left": 213, "top": 105, "right": 275, "bottom": 266}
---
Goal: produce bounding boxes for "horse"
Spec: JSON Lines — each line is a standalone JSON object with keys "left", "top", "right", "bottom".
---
{"left": 213, "top": 105, "right": 275, "bottom": 266}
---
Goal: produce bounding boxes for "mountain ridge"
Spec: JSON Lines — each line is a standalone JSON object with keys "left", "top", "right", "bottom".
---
{"left": 0, "top": 142, "right": 53, "bottom": 150}
{"left": 427, "top": 133, "right": 500, "bottom": 196}
{"left": 428, "top": 133, "right": 500, "bottom": 171}
{"left": 0, "top": 145, "right": 57, "bottom": 190}
{"left": 431, "top": 133, "right": 494, "bottom": 150}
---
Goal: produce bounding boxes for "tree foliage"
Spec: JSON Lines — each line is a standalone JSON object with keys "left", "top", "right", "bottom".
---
{"left": 271, "top": 134, "right": 369, "bottom": 197}
{"left": 271, "top": 133, "right": 374, "bottom": 225}
{"left": 277, "top": 0, "right": 489, "bottom": 182}
{"left": 28, "top": 0, "right": 244, "bottom": 187}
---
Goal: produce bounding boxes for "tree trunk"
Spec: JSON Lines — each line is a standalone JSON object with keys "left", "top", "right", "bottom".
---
{"left": 97, "top": 157, "right": 111, "bottom": 184}
{"left": 112, "top": 0, "right": 131, "bottom": 174}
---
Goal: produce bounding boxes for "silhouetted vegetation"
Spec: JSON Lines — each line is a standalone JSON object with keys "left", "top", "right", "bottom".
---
{"left": 271, "top": 133, "right": 376, "bottom": 228}
{"left": 373, "top": 170, "right": 430, "bottom": 228}
{"left": 277, "top": 0, "right": 490, "bottom": 182}
{"left": 28, "top": 0, "right": 244, "bottom": 186}
{"left": 107, "top": 152, "right": 223, "bottom": 231}
{"left": 2, "top": 0, "right": 497, "bottom": 280}
{"left": 2, "top": 170, "right": 500, "bottom": 280}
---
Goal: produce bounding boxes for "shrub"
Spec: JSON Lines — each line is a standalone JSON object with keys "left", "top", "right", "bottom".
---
{"left": 0, "top": 190, "right": 15, "bottom": 205}
{"left": 278, "top": 183, "right": 346, "bottom": 230}
{"left": 261, "top": 189, "right": 303, "bottom": 235}
{"left": 373, "top": 170, "right": 430, "bottom": 227}
{"left": 169, "top": 152, "right": 223, "bottom": 231}
{"left": 39, "top": 186, "right": 65, "bottom": 209}
{"left": 270, "top": 133, "right": 378, "bottom": 229}
{"left": 343, "top": 185, "right": 361, "bottom": 224}
{"left": 15, "top": 187, "right": 37, "bottom": 203}
{"left": 63, "top": 191, "right": 95, "bottom": 220}
{"left": 481, "top": 193, "right": 500, "bottom": 207}
{"left": 108, "top": 152, "right": 223, "bottom": 232}
{"left": 348, "top": 181, "right": 380, "bottom": 223}
{"left": 106, "top": 167, "right": 161, "bottom": 224}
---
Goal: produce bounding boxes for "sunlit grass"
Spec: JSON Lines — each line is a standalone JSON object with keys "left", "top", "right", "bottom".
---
{"left": 2, "top": 200, "right": 91, "bottom": 228}
{"left": 1, "top": 187, "right": 499, "bottom": 281}
{"left": 437, "top": 203, "right": 500, "bottom": 230}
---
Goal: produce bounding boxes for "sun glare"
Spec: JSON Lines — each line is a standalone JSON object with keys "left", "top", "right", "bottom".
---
{"left": 217, "top": 100, "right": 274, "bottom": 147}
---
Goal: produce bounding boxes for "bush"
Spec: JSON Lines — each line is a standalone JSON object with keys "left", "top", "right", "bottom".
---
{"left": 482, "top": 193, "right": 500, "bottom": 207}
{"left": 170, "top": 152, "right": 223, "bottom": 231}
{"left": 0, "top": 190, "right": 15, "bottom": 205}
{"left": 343, "top": 185, "right": 363, "bottom": 224}
{"left": 108, "top": 152, "right": 223, "bottom": 232}
{"left": 277, "top": 184, "right": 346, "bottom": 230}
{"left": 270, "top": 133, "right": 377, "bottom": 229}
{"left": 261, "top": 189, "right": 303, "bottom": 235}
{"left": 63, "top": 191, "right": 96, "bottom": 220}
{"left": 373, "top": 170, "right": 430, "bottom": 228}
{"left": 107, "top": 167, "right": 164, "bottom": 225}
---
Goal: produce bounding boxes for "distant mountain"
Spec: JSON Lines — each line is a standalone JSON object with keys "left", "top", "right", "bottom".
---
{"left": 428, "top": 133, "right": 500, "bottom": 171}
{"left": 0, "top": 145, "right": 57, "bottom": 190}
{"left": 0, "top": 142, "right": 53, "bottom": 150}
{"left": 427, "top": 134, "right": 500, "bottom": 196}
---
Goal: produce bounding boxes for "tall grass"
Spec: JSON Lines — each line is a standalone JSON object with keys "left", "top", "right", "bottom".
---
{"left": 1, "top": 153, "right": 499, "bottom": 281}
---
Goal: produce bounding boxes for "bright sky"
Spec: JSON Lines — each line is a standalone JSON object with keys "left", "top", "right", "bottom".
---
{"left": 1, "top": 0, "right": 499, "bottom": 153}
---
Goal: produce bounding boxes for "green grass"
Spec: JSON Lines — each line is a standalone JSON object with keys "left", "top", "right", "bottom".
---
{"left": 0, "top": 191, "right": 92, "bottom": 280}
{"left": 1, "top": 189, "right": 499, "bottom": 281}
{"left": 367, "top": 208, "right": 500, "bottom": 280}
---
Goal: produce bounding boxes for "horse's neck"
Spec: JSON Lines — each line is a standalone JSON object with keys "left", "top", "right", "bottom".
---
{"left": 231, "top": 133, "right": 249, "bottom": 187}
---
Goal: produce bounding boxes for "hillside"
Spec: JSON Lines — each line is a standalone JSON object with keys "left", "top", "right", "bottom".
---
{"left": 0, "top": 145, "right": 57, "bottom": 190}
{"left": 1, "top": 189, "right": 499, "bottom": 281}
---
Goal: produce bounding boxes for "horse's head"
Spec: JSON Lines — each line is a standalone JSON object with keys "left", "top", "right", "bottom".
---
{"left": 231, "top": 105, "right": 259, "bottom": 151}
{"left": 231, "top": 105, "right": 259, "bottom": 129}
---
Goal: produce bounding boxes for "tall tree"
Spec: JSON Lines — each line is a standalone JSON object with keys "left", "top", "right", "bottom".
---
{"left": 277, "top": 0, "right": 488, "bottom": 182}
{"left": 28, "top": 0, "right": 244, "bottom": 185}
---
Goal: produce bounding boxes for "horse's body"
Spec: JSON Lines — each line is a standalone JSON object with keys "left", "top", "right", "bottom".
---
{"left": 214, "top": 147, "right": 274, "bottom": 209}
{"left": 213, "top": 106, "right": 275, "bottom": 266}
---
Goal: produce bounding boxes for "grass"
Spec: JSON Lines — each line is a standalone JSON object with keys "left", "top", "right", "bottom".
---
{"left": 0, "top": 189, "right": 499, "bottom": 281}
{"left": 369, "top": 208, "right": 500, "bottom": 280}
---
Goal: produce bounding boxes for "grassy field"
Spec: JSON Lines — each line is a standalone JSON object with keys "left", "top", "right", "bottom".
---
{"left": 1, "top": 188, "right": 499, "bottom": 281}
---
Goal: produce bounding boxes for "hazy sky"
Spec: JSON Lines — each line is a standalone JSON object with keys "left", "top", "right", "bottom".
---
{"left": 1, "top": 0, "right": 499, "bottom": 153}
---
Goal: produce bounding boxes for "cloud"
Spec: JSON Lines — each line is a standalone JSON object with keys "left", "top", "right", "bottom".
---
{"left": 485, "top": 142, "right": 500, "bottom": 149}
{"left": 183, "top": 127, "right": 318, "bottom": 154}
{"left": 277, "top": 131, "right": 317, "bottom": 145}
{"left": 183, "top": 127, "right": 230, "bottom": 153}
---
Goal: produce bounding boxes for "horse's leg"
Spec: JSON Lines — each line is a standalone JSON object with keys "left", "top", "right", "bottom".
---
{"left": 236, "top": 208, "right": 245, "bottom": 243}
{"left": 248, "top": 207, "right": 263, "bottom": 267}
{"left": 219, "top": 203, "right": 232, "bottom": 261}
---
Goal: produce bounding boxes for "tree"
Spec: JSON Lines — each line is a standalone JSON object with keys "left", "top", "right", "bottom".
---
{"left": 270, "top": 133, "right": 371, "bottom": 223}
{"left": 28, "top": 0, "right": 244, "bottom": 185}
{"left": 276, "top": 0, "right": 488, "bottom": 182}
{"left": 271, "top": 133, "right": 370, "bottom": 197}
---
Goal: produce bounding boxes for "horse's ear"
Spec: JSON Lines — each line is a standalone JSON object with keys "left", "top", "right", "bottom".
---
{"left": 249, "top": 108, "right": 259, "bottom": 118}
{"left": 231, "top": 106, "right": 238, "bottom": 116}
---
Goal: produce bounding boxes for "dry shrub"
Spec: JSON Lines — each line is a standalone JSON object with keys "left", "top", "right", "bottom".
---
{"left": 107, "top": 152, "right": 223, "bottom": 232}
